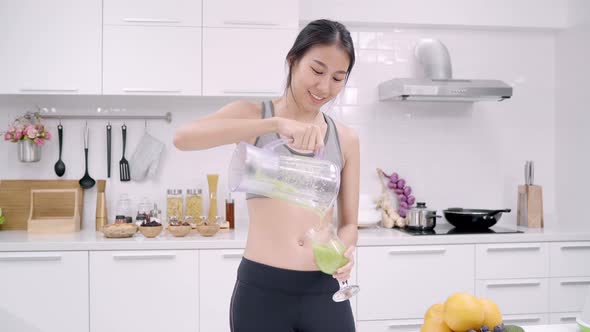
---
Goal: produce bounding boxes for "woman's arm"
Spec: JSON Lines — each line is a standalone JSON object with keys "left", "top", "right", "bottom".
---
{"left": 336, "top": 126, "right": 360, "bottom": 247}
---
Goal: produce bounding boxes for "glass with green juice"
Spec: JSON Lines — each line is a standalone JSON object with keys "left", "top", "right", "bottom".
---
{"left": 307, "top": 223, "right": 360, "bottom": 302}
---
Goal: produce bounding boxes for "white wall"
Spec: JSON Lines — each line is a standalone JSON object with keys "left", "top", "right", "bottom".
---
{"left": 0, "top": 23, "right": 558, "bottom": 230}
{"left": 555, "top": 0, "right": 590, "bottom": 226}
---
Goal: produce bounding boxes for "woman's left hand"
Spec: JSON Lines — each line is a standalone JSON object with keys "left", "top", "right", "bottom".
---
{"left": 333, "top": 246, "right": 355, "bottom": 282}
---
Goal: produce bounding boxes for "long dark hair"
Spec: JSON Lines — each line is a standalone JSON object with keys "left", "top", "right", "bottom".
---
{"left": 285, "top": 19, "right": 355, "bottom": 92}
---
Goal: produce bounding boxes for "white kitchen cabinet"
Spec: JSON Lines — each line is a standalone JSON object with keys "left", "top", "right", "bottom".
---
{"left": 202, "top": 28, "right": 296, "bottom": 96}
{"left": 550, "top": 242, "right": 590, "bottom": 277}
{"left": 550, "top": 312, "right": 581, "bottom": 324}
{"left": 357, "top": 244, "right": 475, "bottom": 320}
{"left": 0, "top": 0, "right": 101, "bottom": 94}
{"left": 549, "top": 277, "right": 590, "bottom": 313}
{"left": 0, "top": 251, "right": 88, "bottom": 332}
{"left": 475, "top": 279, "right": 549, "bottom": 315}
{"left": 104, "top": 0, "right": 202, "bottom": 26}
{"left": 199, "top": 249, "right": 244, "bottom": 332}
{"left": 476, "top": 243, "right": 549, "bottom": 279}
{"left": 357, "top": 318, "right": 424, "bottom": 332}
{"left": 203, "top": 0, "right": 298, "bottom": 29}
{"left": 103, "top": 26, "right": 202, "bottom": 95}
{"left": 502, "top": 313, "right": 549, "bottom": 326}
{"left": 89, "top": 250, "right": 198, "bottom": 332}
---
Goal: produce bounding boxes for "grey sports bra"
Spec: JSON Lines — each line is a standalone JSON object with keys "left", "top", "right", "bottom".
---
{"left": 246, "top": 100, "right": 344, "bottom": 200}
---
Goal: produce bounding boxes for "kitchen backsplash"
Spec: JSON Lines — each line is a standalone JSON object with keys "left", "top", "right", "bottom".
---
{"left": 0, "top": 26, "right": 557, "bottom": 230}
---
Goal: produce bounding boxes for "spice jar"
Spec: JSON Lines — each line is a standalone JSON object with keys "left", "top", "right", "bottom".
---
{"left": 185, "top": 189, "right": 203, "bottom": 220}
{"left": 225, "top": 193, "right": 235, "bottom": 229}
{"left": 166, "top": 189, "right": 183, "bottom": 222}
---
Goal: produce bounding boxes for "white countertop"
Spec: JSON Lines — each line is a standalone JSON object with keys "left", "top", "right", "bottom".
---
{"left": 1, "top": 223, "right": 590, "bottom": 252}
{"left": 519, "top": 324, "right": 578, "bottom": 332}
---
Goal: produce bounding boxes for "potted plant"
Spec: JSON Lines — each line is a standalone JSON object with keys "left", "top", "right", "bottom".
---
{"left": 3, "top": 112, "right": 51, "bottom": 162}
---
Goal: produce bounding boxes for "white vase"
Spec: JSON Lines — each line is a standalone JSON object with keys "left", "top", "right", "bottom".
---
{"left": 18, "top": 139, "right": 42, "bottom": 162}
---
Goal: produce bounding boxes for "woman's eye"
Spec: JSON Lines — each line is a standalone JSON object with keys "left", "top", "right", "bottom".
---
{"left": 333, "top": 78, "right": 344, "bottom": 82}
{"left": 311, "top": 67, "right": 323, "bottom": 75}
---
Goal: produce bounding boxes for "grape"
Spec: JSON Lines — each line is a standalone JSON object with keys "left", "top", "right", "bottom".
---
{"left": 493, "top": 325, "right": 503, "bottom": 332}
{"left": 481, "top": 326, "right": 490, "bottom": 332}
{"left": 398, "top": 207, "right": 407, "bottom": 218}
{"left": 394, "top": 188, "right": 404, "bottom": 195}
{"left": 397, "top": 179, "right": 406, "bottom": 188}
{"left": 407, "top": 195, "right": 416, "bottom": 205}
{"left": 390, "top": 172, "right": 399, "bottom": 182}
{"left": 400, "top": 201, "right": 408, "bottom": 209}
{"left": 387, "top": 182, "right": 396, "bottom": 189}
{"left": 399, "top": 194, "right": 407, "bottom": 202}
{"left": 467, "top": 330, "right": 477, "bottom": 332}
{"left": 403, "top": 186, "right": 412, "bottom": 196}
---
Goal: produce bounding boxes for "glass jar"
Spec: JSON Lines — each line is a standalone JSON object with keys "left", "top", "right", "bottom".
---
{"left": 116, "top": 194, "right": 132, "bottom": 220}
{"left": 166, "top": 189, "right": 183, "bottom": 222}
{"left": 185, "top": 189, "right": 203, "bottom": 220}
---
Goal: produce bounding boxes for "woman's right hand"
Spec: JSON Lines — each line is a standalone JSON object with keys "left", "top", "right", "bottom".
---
{"left": 274, "top": 117, "right": 325, "bottom": 153}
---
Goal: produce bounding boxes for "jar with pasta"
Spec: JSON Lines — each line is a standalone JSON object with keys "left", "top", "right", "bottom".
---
{"left": 166, "top": 189, "right": 183, "bottom": 222}
{"left": 185, "top": 189, "right": 203, "bottom": 221}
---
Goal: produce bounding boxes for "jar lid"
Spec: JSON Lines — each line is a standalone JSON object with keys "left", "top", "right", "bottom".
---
{"left": 187, "top": 189, "right": 201, "bottom": 195}
{"left": 167, "top": 189, "right": 183, "bottom": 195}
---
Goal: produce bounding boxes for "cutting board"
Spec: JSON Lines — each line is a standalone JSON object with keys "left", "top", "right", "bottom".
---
{"left": 0, "top": 180, "right": 84, "bottom": 230}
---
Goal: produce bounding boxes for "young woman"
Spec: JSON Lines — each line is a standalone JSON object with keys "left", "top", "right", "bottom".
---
{"left": 174, "top": 19, "right": 359, "bottom": 331}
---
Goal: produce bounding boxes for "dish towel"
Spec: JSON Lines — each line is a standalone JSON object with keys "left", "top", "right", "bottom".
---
{"left": 130, "top": 132, "right": 165, "bottom": 181}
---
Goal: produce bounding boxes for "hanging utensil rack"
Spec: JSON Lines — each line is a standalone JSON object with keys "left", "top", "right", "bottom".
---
{"left": 37, "top": 112, "right": 172, "bottom": 123}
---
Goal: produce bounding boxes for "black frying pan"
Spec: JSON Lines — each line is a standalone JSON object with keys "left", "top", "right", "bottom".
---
{"left": 443, "top": 208, "right": 511, "bottom": 230}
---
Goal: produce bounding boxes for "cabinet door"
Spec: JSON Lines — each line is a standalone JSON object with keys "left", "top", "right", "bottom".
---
{"left": 549, "top": 312, "right": 580, "bottom": 325}
{"left": 502, "top": 313, "right": 549, "bottom": 326}
{"left": 104, "top": 0, "right": 202, "bottom": 26}
{"left": 0, "top": 252, "right": 89, "bottom": 332}
{"left": 202, "top": 28, "right": 296, "bottom": 96}
{"left": 103, "top": 26, "right": 202, "bottom": 95}
{"left": 550, "top": 242, "right": 590, "bottom": 277}
{"left": 476, "top": 279, "right": 549, "bottom": 315}
{"left": 357, "top": 245, "right": 475, "bottom": 320}
{"left": 203, "top": 0, "right": 297, "bottom": 29}
{"left": 90, "top": 250, "right": 198, "bottom": 332}
{"left": 549, "top": 277, "right": 590, "bottom": 313}
{"left": 0, "top": 0, "right": 101, "bottom": 94}
{"left": 199, "top": 249, "right": 244, "bottom": 332}
{"left": 476, "top": 243, "right": 548, "bottom": 279}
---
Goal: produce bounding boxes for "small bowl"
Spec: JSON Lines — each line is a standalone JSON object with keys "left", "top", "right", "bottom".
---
{"left": 168, "top": 224, "right": 192, "bottom": 237}
{"left": 139, "top": 225, "right": 163, "bottom": 238}
{"left": 196, "top": 223, "right": 220, "bottom": 237}
{"left": 102, "top": 223, "right": 138, "bottom": 238}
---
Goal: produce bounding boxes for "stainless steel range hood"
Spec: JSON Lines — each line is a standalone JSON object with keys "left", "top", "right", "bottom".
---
{"left": 378, "top": 39, "right": 513, "bottom": 102}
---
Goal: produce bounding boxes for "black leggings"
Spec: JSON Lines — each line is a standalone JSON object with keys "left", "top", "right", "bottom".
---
{"left": 230, "top": 257, "right": 356, "bottom": 332}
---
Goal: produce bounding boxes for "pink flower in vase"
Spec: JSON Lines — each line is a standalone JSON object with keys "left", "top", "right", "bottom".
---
{"left": 4, "top": 132, "right": 11, "bottom": 141}
{"left": 26, "top": 125, "right": 38, "bottom": 139}
{"left": 13, "top": 130, "right": 23, "bottom": 140}
{"left": 7, "top": 126, "right": 15, "bottom": 133}
{"left": 34, "top": 138, "right": 44, "bottom": 146}
{"left": 44, "top": 130, "right": 52, "bottom": 140}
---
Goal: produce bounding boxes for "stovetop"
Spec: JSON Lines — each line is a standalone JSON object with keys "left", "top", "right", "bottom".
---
{"left": 397, "top": 224, "right": 523, "bottom": 236}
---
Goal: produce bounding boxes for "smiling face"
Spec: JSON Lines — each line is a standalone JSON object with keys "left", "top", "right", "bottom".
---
{"left": 288, "top": 44, "right": 351, "bottom": 113}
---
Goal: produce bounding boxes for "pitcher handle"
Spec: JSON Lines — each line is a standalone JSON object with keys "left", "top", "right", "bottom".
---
{"left": 263, "top": 138, "right": 324, "bottom": 159}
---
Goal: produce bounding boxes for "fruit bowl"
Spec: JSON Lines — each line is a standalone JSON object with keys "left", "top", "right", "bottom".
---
{"left": 139, "top": 225, "right": 163, "bottom": 238}
{"left": 196, "top": 223, "right": 220, "bottom": 237}
{"left": 102, "top": 223, "right": 138, "bottom": 238}
{"left": 168, "top": 224, "right": 191, "bottom": 237}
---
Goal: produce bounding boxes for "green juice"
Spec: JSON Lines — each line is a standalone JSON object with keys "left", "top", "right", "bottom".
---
{"left": 312, "top": 240, "right": 348, "bottom": 275}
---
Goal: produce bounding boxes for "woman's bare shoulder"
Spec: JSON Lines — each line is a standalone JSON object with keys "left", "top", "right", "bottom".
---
{"left": 330, "top": 117, "right": 359, "bottom": 165}
{"left": 216, "top": 100, "right": 263, "bottom": 119}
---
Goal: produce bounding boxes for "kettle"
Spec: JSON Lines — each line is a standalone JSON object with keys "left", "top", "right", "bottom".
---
{"left": 406, "top": 202, "right": 441, "bottom": 230}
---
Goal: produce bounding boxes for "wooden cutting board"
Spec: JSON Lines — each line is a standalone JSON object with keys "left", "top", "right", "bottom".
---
{"left": 0, "top": 180, "right": 84, "bottom": 230}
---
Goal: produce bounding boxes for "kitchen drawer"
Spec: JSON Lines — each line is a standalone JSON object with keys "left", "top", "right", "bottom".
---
{"left": 356, "top": 319, "right": 423, "bottom": 332}
{"left": 104, "top": 0, "right": 202, "bottom": 26}
{"left": 502, "top": 313, "right": 549, "bottom": 326}
{"left": 476, "top": 243, "right": 548, "bottom": 279}
{"left": 475, "top": 279, "right": 549, "bottom": 314}
{"left": 550, "top": 312, "right": 581, "bottom": 324}
{"left": 550, "top": 242, "right": 590, "bottom": 277}
{"left": 203, "top": 0, "right": 297, "bottom": 29}
{"left": 549, "top": 277, "right": 590, "bottom": 312}
{"left": 357, "top": 245, "right": 474, "bottom": 320}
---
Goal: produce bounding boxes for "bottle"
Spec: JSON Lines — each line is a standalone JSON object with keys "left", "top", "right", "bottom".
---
{"left": 185, "top": 189, "right": 203, "bottom": 221}
{"left": 166, "top": 189, "right": 183, "bottom": 223}
{"left": 207, "top": 174, "right": 219, "bottom": 222}
{"left": 225, "top": 193, "right": 235, "bottom": 229}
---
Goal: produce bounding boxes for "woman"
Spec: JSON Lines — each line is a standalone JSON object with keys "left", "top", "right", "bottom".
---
{"left": 174, "top": 19, "right": 359, "bottom": 331}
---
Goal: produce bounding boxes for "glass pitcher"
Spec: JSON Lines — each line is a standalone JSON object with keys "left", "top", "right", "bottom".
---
{"left": 228, "top": 138, "right": 340, "bottom": 217}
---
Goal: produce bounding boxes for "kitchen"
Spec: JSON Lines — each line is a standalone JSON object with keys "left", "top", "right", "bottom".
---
{"left": 0, "top": 0, "right": 589, "bottom": 331}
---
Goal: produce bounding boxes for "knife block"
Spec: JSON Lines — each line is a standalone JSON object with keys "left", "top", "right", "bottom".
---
{"left": 27, "top": 189, "right": 82, "bottom": 233}
{"left": 517, "top": 185, "right": 544, "bottom": 228}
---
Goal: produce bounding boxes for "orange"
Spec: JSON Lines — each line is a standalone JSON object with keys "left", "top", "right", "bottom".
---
{"left": 443, "top": 292, "right": 484, "bottom": 331}
{"left": 478, "top": 297, "right": 503, "bottom": 328}
{"left": 420, "top": 318, "right": 453, "bottom": 332}
{"left": 424, "top": 303, "right": 445, "bottom": 321}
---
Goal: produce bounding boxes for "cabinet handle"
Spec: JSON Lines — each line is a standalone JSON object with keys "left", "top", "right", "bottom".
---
{"left": 222, "top": 90, "right": 281, "bottom": 95}
{"left": 559, "top": 316, "right": 578, "bottom": 322}
{"left": 0, "top": 254, "right": 62, "bottom": 262}
{"left": 388, "top": 247, "right": 446, "bottom": 255}
{"left": 560, "top": 244, "right": 590, "bottom": 250}
{"left": 486, "top": 245, "right": 541, "bottom": 252}
{"left": 123, "top": 18, "right": 181, "bottom": 24}
{"left": 223, "top": 20, "right": 280, "bottom": 27}
{"left": 20, "top": 88, "right": 78, "bottom": 93}
{"left": 222, "top": 253, "right": 243, "bottom": 259}
{"left": 123, "top": 88, "right": 182, "bottom": 94}
{"left": 503, "top": 315, "right": 542, "bottom": 323}
{"left": 560, "top": 280, "right": 590, "bottom": 286}
{"left": 486, "top": 280, "right": 541, "bottom": 288}
{"left": 112, "top": 253, "right": 176, "bottom": 260}
{"left": 387, "top": 320, "right": 423, "bottom": 328}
